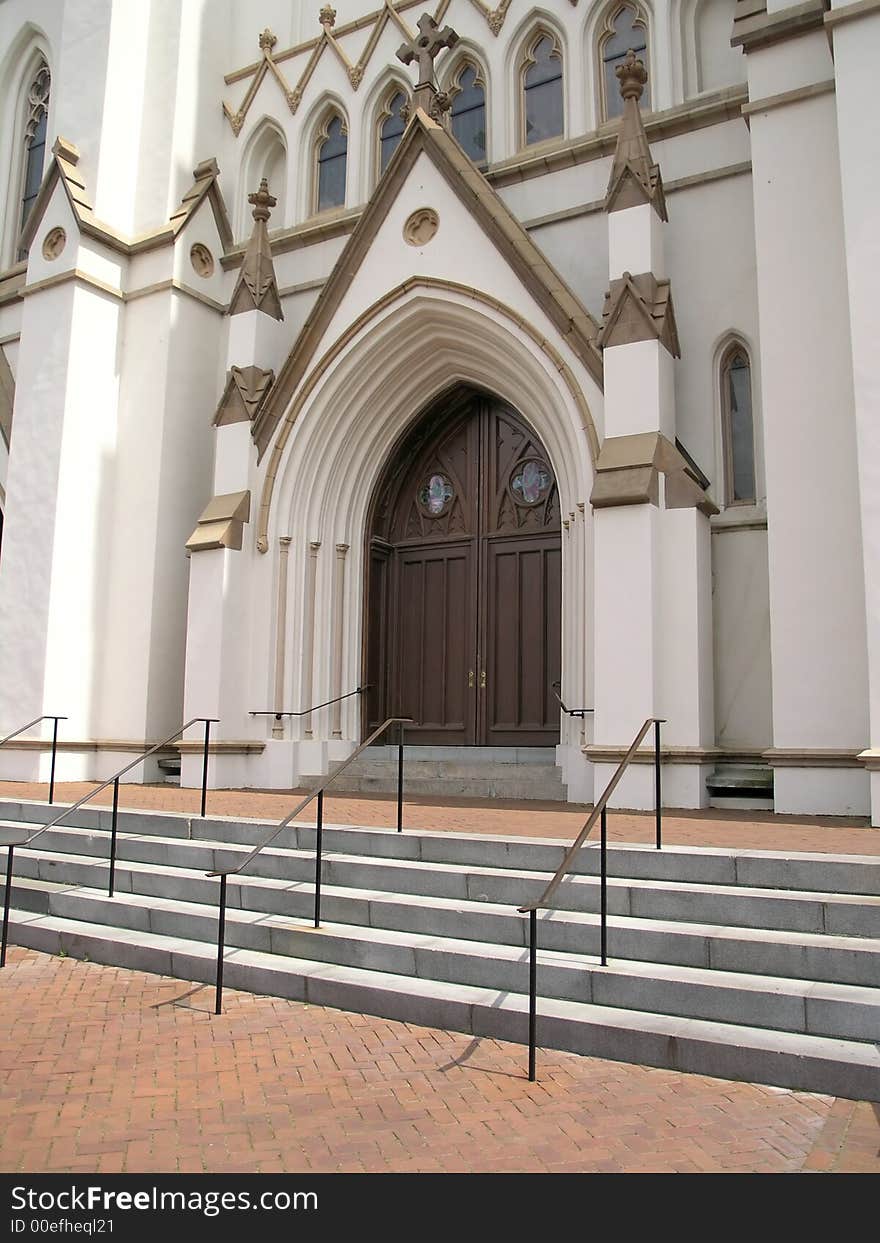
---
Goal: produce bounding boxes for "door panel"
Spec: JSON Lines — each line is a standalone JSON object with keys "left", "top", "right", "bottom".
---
{"left": 483, "top": 537, "right": 562, "bottom": 746}
{"left": 366, "top": 388, "right": 562, "bottom": 747}
{"left": 392, "top": 541, "right": 476, "bottom": 744}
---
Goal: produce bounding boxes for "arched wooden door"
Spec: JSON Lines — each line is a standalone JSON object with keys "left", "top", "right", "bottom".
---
{"left": 365, "top": 388, "right": 561, "bottom": 746}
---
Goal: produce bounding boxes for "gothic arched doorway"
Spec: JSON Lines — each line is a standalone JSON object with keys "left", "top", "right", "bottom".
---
{"left": 364, "top": 387, "right": 561, "bottom": 746}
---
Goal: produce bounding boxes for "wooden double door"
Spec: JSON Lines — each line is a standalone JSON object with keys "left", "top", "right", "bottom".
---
{"left": 366, "top": 389, "right": 561, "bottom": 747}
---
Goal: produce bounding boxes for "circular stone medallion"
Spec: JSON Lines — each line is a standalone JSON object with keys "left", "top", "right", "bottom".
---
{"left": 190, "top": 242, "right": 215, "bottom": 278}
{"left": 41, "top": 226, "right": 66, "bottom": 261}
{"left": 403, "top": 207, "right": 439, "bottom": 247}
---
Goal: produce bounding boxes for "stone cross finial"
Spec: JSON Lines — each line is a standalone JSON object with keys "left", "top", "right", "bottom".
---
{"left": 248, "top": 178, "right": 276, "bottom": 223}
{"left": 397, "top": 13, "right": 459, "bottom": 118}
{"left": 616, "top": 48, "right": 647, "bottom": 102}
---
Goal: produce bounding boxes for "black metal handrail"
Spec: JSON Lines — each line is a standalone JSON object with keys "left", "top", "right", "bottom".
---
{"left": 208, "top": 715, "right": 412, "bottom": 1016}
{"left": 250, "top": 685, "right": 371, "bottom": 721}
{"left": 0, "top": 714, "right": 67, "bottom": 804}
{"left": 0, "top": 716, "right": 218, "bottom": 970}
{"left": 519, "top": 715, "right": 665, "bottom": 1081}
{"left": 551, "top": 682, "right": 593, "bottom": 720}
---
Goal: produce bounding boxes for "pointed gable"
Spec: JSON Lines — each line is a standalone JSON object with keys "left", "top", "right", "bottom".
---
{"left": 168, "top": 158, "right": 233, "bottom": 252}
{"left": 598, "top": 271, "right": 680, "bottom": 358}
{"left": 17, "top": 137, "right": 92, "bottom": 254}
{"left": 253, "top": 108, "right": 603, "bottom": 458}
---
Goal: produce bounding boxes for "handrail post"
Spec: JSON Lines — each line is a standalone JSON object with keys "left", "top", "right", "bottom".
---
{"left": 314, "top": 789, "right": 324, "bottom": 928}
{"left": 200, "top": 719, "right": 211, "bottom": 819}
{"left": 396, "top": 721, "right": 404, "bottom": 834}
{"left": 528, "top": 909, "right": 538, "bottom": 1082}
{"left": 48, "top": 717, "right": 60, "bottom": 806}
{"left": 215, "top": 874, "right": 227, "bottom": 1016}
{"left": 108, "top": 778, "right": 120, "bottom": 898}
{"left": 1, "top": 846, "right": 14, "bottom": 969}
{"left": 600, "top": 806, "right": 607, "bottom": 967}
{"left": 654, "top": 719, "right": 662, "bottom": 850}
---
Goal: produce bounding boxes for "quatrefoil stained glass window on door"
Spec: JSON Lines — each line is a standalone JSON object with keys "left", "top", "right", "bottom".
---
{"left": 418, "top": 473, "right": 455, "bottom": 516}
{"left": 511, "top": 460, "right": 551, "bottom": 506}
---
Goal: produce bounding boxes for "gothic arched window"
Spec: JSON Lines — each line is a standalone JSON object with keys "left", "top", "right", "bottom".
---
{"left": 600, "top": 5, "right": 649, "bottom": 121}
{"left": 720, "top": 343, "right": 756, "bottom": 505}
{"left": 18, "top": 58, "right": 51, "bottom": 259}
{"left": 522, "top": 33, "right": 563, "bottom": 147}
{"left": 315, "top": 113, "right": 347, "bottom": 213}
{"left": 379, "top": 90, "right": 407, "bottom": 176}
{"left": 449, "top": 63, "right": 486, "bottom": 164}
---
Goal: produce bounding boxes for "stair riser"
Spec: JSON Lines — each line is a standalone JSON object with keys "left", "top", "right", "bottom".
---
{"left": 322, "top": 778, "right": 566, "bottom": 800}
{"left": 10, "top": 864, "right": 880, "bottom": 989}
{"left": 22, "top": 890, "right": 880, "bottom": 1042}
{"left": 16, "top": 836, "right": 880, "bottom": 937}
{"left": 9, "top": 918, "right": 879, "bottom": 1103}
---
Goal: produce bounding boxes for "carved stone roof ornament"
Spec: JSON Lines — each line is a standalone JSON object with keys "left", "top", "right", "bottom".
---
{"left": 228, "top": 178, "right": 284, "bottom": 321}
{"left": 213, "top": 366, "right": 275, "bottom": 426}
{"left": 397, "top": 13, "right": 459, "bottom": 122}
{"left": 597, "top": 270, "right": 680, "bottom": 357}
{"left": 605, "top": 49, "right": 667, "bottom": 220}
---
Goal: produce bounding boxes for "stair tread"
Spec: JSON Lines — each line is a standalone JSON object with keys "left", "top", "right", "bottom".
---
{"left": 17, "top": 834, "right": 880, "bottom": 910}
{"left": 9, "top": 906, "right": 880, "bottom": 1069}
{"left": 12, "top": 859, "right": 880, "bottom": 953}
{"left": 16, "top": 880, "right": 880, "bottom": 1006}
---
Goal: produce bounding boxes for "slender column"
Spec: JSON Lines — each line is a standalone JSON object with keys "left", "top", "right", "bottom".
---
{"left": 302, "top": 541, "right": 320, "bottom": 738}
{"left": 331, "top": 544, "right": 349, "bottom": 738}
{"left": 575, "top": 502, "right": 587, "bottom": 746}
{"left": 272, "top": 536, "right": 292, "bottom": 739}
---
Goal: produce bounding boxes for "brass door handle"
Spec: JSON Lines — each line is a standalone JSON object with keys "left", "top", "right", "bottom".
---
{"left": 468, "top": 670, "right": 475, "bottom": 688}
{"left": 480, "top": 671, "right": 487, "bottom": 690}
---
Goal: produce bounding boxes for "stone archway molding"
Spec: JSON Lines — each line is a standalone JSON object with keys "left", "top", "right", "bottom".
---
{"left": 256, "top": 275, "right": 600, "bottom": 552}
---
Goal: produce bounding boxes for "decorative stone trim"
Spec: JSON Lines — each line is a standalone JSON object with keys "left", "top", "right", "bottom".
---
{"left": 0, "top": 739, "right": 178, "bottom": 754}
{"left": 255, "top": 276, "right": 598, "bottom": 550}
{"left": 229, "top": 179, "right": 284, "bottom": 320}
{"left": 765, "top": 748, "right": 864, "bottom": 768}
{"left": 21, "top": 268, "right": 124, "bottom": 302}
{"left": 174, "top": 740, "right": 266, "bottom": 755}
{"left": 732, "top": 0, "right": 827, "bottom": 49}
{"left": 0, "top": 262, "right": 26, "bottom": 307}
{"left": 213, "top": 366, "right": 274, "bottom": 426}
{"left": 604, "top": 51, "right": 667, "bottom": 220}
{"left": 597, "top": 271, "right": 681, "bottom": 357}
{"left": 590, "top": 431, "right": 718, "bottom": 514}
{"left": 825, "top": 0, "right": 880, "bottom": 29}
{"left": 585, "top": 745, "right": 727, "bottom": 764}
{"left": 857, "top": 749, "right": 880, "bottom": 771}
{"left": 741, "top": 79, "right": 835, "bottom": 118}
{"left": 186, "top": 490, "right": 251, "bottom": 552}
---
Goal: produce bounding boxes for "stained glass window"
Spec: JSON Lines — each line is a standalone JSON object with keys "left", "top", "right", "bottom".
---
{"left": 451, "top": 66, "right": 486, "bottom": 164}
{"left": 511, "top": 461, "right": 551, "bottom": 506}
{"left": 380, "top": 92, "right": 406, "bottom": 175}
{"left": 317, "top": 115, "right": 347, "bottom": 212}
{"left": 722, "top": 348, "right": 756, "bottom": 505}
{"left": 419, "top": 474, "right": 454, "bottom": 516}
{"left": 524, "top": 36, "right": 563, "bottom": 146}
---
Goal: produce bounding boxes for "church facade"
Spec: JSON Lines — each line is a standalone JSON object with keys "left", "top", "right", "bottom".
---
{"left": 0, "top": 0, "right": 877, "bottom": 822}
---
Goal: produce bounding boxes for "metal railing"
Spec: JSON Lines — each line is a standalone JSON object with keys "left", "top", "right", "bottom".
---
{"left": 519, "top": 716, "right": 665, "bottom": 1081}
{"left": 0, "top": 716, "right": 217, "bottom": 969}
{"left": 249, "top": 685, "right": 371, "bottom": 722}
{"left": 551, "top": 682, "right": 593, "bottom": 721}
{"left": 208, "top": 715, "right": 412, "bottom": 1016}
{"left": 0, "top": 715, "right": 67, "bottom": 804}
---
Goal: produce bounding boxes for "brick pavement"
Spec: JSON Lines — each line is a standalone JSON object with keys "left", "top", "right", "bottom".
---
{"left": 1, "top": 947, "right": 877, "bottom": 1174}
{"left": 2, "top": 780, "right": 879, "bottom": 856}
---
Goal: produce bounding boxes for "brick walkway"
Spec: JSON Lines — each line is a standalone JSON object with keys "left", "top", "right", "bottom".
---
{"left": 1, "top": 948, "right": 878, "bottom": 1174}
{"left": 2, "top": 780, "right": 879, "bottom": 856}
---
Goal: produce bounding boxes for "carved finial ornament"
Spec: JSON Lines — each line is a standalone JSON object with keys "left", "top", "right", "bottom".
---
{"left": 616, "top": 48, "right": 647, "bottom": 102}
{"left": 319, "top": 5, "right": 337, "bottom": 29}
{"left": 248, "top": 177, "right": 276, "bottom": 223}
{"left": 259, "top": 28, "right": 277, "bottom": 53}
{"left": 397, "top": 13, "right": 458, "bottom": 122}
